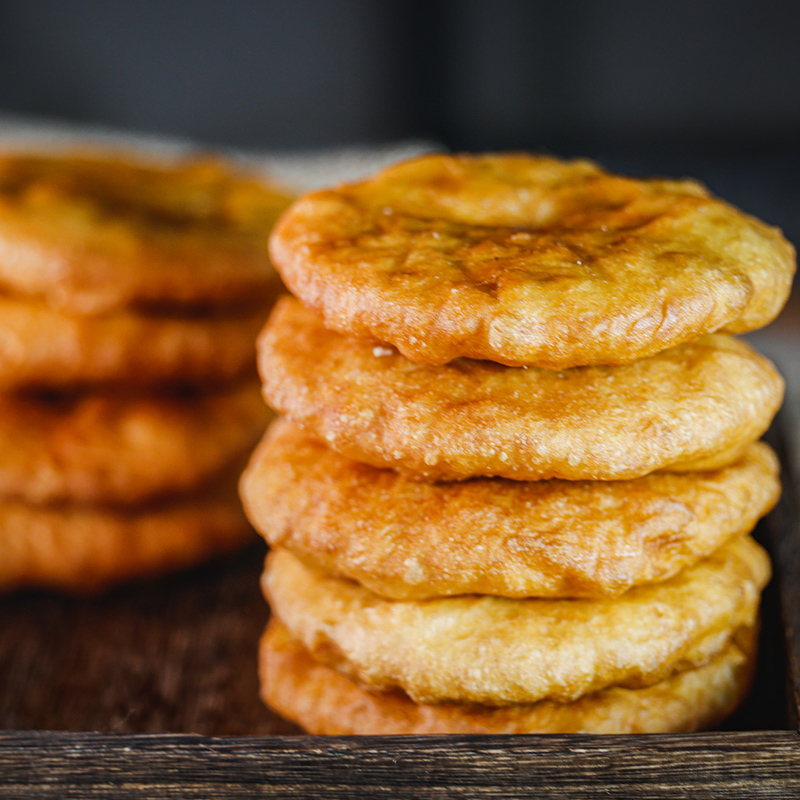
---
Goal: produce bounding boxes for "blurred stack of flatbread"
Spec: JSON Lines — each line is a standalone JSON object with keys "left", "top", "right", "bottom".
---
{"left": 0, "top": 152, "right": 291, "bottom": 591}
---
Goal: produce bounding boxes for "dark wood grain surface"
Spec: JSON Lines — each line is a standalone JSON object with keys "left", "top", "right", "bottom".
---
{"left": 0, "top": 539, "right": 298, "bottom": 736}
{"left": 0, "top": 731, "right": 799, "bottom": 799}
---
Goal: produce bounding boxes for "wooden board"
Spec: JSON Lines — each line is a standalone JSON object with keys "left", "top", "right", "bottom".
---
{"left": 1, "top": 731, "right": 800, "bottom": 799}
{"left": 0, "top": 407, "right": 797, "bottom": 796}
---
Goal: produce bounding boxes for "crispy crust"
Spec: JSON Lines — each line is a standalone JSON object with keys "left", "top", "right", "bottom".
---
{"left": 0, "top": 482, "right": 254, "bottom": 593}
{"left": 0, "top": 152, "right": 292, "bottom": 313}
{"left": 0, "top": 381, "right": 271, "bottom": 505}
{"left": 0, "top": 293, "right": 277, "bottom": 389}
{"left": 264, "top": 538, "right": 769, "bottom": 706}
{"left": 261, "top": 618, "right": 757, "bottom": 735}
{"left": 270, "top": 153, "right": 795, "bottom": 368}
{"left": 242, "top": 420, "right": 779, "bottom": 599}
{"left": 259, "top": 297, "right": 784, "bottom": 481}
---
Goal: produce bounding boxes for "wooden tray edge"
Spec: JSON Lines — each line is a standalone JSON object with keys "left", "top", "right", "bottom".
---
{"left": 0, "top": 730, "right": 798, "bottom": 798}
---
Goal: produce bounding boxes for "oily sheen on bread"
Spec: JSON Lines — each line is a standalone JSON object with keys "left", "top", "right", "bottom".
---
{"left": 259, "top": 297, "right": 783, "bottom": 481}
{"left": 242, "top": 421, "right": 779, "bottom": 599}
{"left": 263, "top": 538, "right": 769, "bottom": 706}
{"left": 270, "top": 153, "right": 795, "bottom": 368}
{"left": 261, "top": 618, "right": 757, "bottom": 735}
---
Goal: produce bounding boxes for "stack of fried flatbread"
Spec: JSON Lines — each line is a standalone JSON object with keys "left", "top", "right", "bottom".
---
{"left": 0, "top": 152, "right": 292, "bottom": 592}
{"left": 241, "top": 153, "right": 795, "bottom": 734}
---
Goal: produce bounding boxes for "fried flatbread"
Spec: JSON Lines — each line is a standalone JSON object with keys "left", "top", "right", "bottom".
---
{"left": 264, "top": 537, "right": 769, "bottom": 705}
{"left": 0, "top": 152, "right": 292, "bottom": 313}
{"left": 0, "top": 381, "right": 270, "bottom": 505}
{"left": 260, "top": 618, "right": 756, "bottom": 735}
{"left": 0, "top": 293, "right": 276, "bottom": 389}
{"left": 270, "top": 153, "right": 794, "bottom": 368}
{"left": 242, "top": 420, "right": 779, "bottom": 599}
{"left": 259, "top": 298, "right": 783, "bottom": 481}
{"left": 0, "top": 483, "right": 253, "bottom": 592}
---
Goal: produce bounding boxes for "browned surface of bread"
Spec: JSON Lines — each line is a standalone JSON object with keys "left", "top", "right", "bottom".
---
{"left": 261, "top": 618, "right": 757, "bottom": 735}
{"left": 0, "top": 481, "right": 254, "bottom": 593}
{"left": 259, "top": 297, "right": 783, "bottom": 481}
{"left": 0, "top": 152, "right": 292, "bottom": 313}
{"left": 0, "top": 293, "right": 279, "bottom": 389}
{"left": 270, "top": 153, "right": 794, "bottom": 368}
{"left": 264, "top": 537, "right": 769, "bottom": 705}
{"left": 242, "top": 421, "right": 779, "bottom": 599}
{"left": 0, "top": 381, "right": 271, "bottom": 505}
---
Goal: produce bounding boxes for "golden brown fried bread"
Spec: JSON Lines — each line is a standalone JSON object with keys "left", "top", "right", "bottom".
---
{"left": 260, "top": 298, "right": 783, "bottom": 481}
{"left": 242, "top": 420, "right": 779, "bottom": 599}
{"left": 0, "top": 381, "right": 270, "bottom": 505}
{"left": 0, "top": 152, "right": 292, "bottom": 313}
{"left": 0, "top": 294, "right": 276, "bottom": 389}
{"left": 270, "top": 153, "right": 794, "bottom": 368}
{"left": 261, "top": 619, "right": 756, "bottom": 735}
{"left": 0, "top": 483, "right": 253, "bottom": 593}
{"left": 264, "top": 537, "right": 769, "bottom": 706}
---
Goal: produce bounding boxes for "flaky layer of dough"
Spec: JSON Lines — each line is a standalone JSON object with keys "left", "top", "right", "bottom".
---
{"left": 264, "top": 537, "right": 769, "bottom": 705}
{"left": 261, "top": 619, "right": 757, "bottom": 735}
{"left": 0, "top": 152, "right": 292, "bottom": 313}
{"left": 259, "top": 298, "right": 783, "bottom": 481}
{"left": 0, "top": 482, "right": 254, "bottom": 593}
{"left": 0, "top": 293, "right": 276, "bottom": 389}
{"left": 0, "top": 380, "right": 271, "bottom": 505}
{"left": 242, "top": 421, "right": 779, "bottom": 599}
{"left": 270, "top": 153, "right": 794, "bottom": 368}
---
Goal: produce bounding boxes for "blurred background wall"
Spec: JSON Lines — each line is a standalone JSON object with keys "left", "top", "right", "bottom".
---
{"left": 0, "top": 0, "right": 798, "bottom": 242}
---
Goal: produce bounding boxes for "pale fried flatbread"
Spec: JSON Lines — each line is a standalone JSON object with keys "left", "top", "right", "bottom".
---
{"left": 270, "top": 153, "right": 794, "bottom": 368}
{"left": 0, "top": 381, "right": 270, "bottom": 505}
{"left": 261, "top": 618, "right": 757, "bottom": 735}
{"left": 259, "top": 298, "right": 783, "bottom": 481}
{"left": 0, "top": 293, "right": 276, "bottom": 389}
{"left": 0, "top": 152, "right": 292, "bottom": 313}
{"left": 264, "top": 537, "right": 769, "bottom": 705}
{"left": 0, "top": 483, "right": 254, "bottom": 592}
{"left": 242, "top": 420, "right": 779, "bottom": 599}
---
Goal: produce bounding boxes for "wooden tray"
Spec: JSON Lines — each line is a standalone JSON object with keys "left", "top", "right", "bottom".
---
{"left": 0, "top": 411, "right": 798, "bottom": 798}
